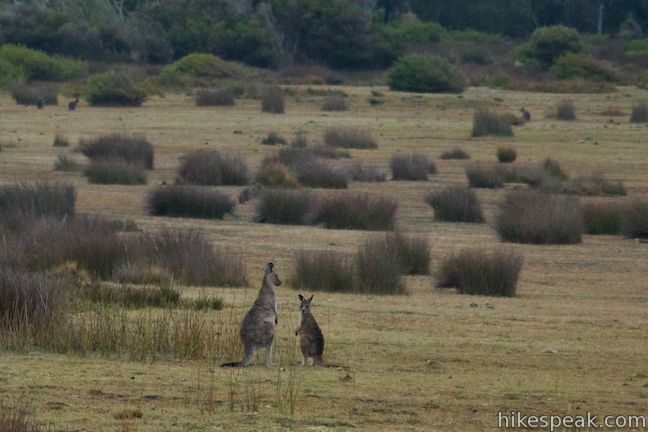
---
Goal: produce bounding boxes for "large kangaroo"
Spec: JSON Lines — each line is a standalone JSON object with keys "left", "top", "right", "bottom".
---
{"left": 221, "top": 262, "right": 281, "bottom": 367}
{"left": 295, "top": 294, "right": 324, "bottom": 367}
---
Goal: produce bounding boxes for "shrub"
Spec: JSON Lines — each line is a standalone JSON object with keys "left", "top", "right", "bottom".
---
{"left": 291, "top": 250, "right": 356, "bottom": 293}
{"left": 324, "top": 128, "right": 377, "bottom": 149}
{"left": 147, "top": 186, "right": 234, "bottom": 219}
{"left": 551, "top": 53, "right": 618, "bottom": 82}
{"left": 321, "top": 96, "right": 348, "bottom": 111}
{"left": 472, "top": 109, "right": 513, "bottom": 137}
{"left": 0, "top": 268, "right": 66, "bottom": 323}
{"left": 195, "top": 89, "right": 235, "bottom": 106}
{"left": 564, "top": 173, "right": 626, "bottom": 196}
{"left": 555, "top": 99, "right": 576, "bottom": 120}
{"left": 261, "top": 131, "right": 287, "bottom": 146}
{"left": 10, "top": 83, "right": 58, "bottom": 106}
{"left": 158, "top": 53, "right": 255, "bottom": 88}
{"left": 346, "top": 162, "right": 386, "bottom": 182}
{"left": 137, "top": 230, "right": 246, "bottom": 287}
{"left": 177, "top": 151, "right": 248, "bottom": 186}
{"left": 465, "top": 163, "right": 504, "bottom": 189}
{"left": 621, "top": 201, "right": 648, "bottom": 239}
{"left": 80, "top": 134, "right": 154, "bottom": 169}
{"left": 254, "top": 189, "right": 314, "bottom": 225}
{"left": 0, "top": 44, "right": 87, "bottom": 81}
{"left": 582, "top": 202, "right": 624, "bottom": 235}
{"left": 294, "top": 158, "right": 347, "bottom": 189}
{"left": 261, "top": 86, "right": 285, "bottom": 114}
{"left": 0, "top": 183, "right": 75, "bottom": 231}
{"left": 516, "top": 26, "right": 583, "bottom": 69}
{"left": 542, "top": 158, "right": 569, "bottom": 180}
{"left": 53, "top": 133, "right": 69, "bottom": 147}
{"left": 496, "top": 192, "right": 583, "bottom": 244}
{"left": 496, "top": 147, "right": 517, "bottom": 163}
{"left": 54, "top": 155, "right": 82, "bottom": 172}
{"left": 426, "top": 186, "right": 484, "bottom": 223}
{"left": 356, "top": 236, "right": 405, "bottom": 294}
{"left": 0, "top": 57, "right": 25, "bottom": 89}
{"left": 84, "top": 70, "right": 146, "bottom": 107}
{"left": 630, "top": 101, "right": 648, "bottom": 123}
{"left": 309, "top": 193, "right": 397, "bottom": 231}
{"left": 386, "top": 232, "right": 430, "bottom": 275}
{"left": 255, "top": 162, "right": 299, "bottom": 188}
{"left": 390, "top": 153, "right": 436, "bottom": 180}
{"left": 440, "top": 147, "right": 470, "bottom": 160}
{"left": 389, "top": 53, "right": 465, "bottom": 93}
{"left": 436, "top": 249, "right": 523, "bottom": 297}
{"left": 85, "top": 160, "right": 147, "bottom": 185}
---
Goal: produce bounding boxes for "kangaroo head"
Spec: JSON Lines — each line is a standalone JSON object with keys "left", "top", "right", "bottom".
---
{"left": 265, "top": 262, "right": 282, "bottom": 286}
{"left": 298, "top": 294, "right": 313, "bottom": 314}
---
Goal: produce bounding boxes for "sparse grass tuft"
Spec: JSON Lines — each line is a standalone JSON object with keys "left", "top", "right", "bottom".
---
{"left": 472, "top": 109, "right": 513, "bottom": 137}
{"left": 0, "top": 268, "right": 66, "bottom": 323}
{"left": 621, "top": 201, "right": 648, "bottom": 239}
{"left": 261, "top": 132, "right": 287, "bottom": 146}
{"left": 290, "top": 131, "right": 308, "bottom": 148}
{"left": 195, "top": 89, "right": 235, "bottom": 106}
{"left": 436, "top": 249, "right": 523, "bottom": 297}
{"left": 292, "top": 250, "right": 356, "bottom": 293}
{"left": 496, "top": 192, "right": 583, "bottom": 244}
{"left": 564, "top": 173, "right": 626, "bottom": 196}
{"left": 0, "top": 398, "right": 44, "bottom": 432}
{"left": 496, "top": 146, "right": 517, "bottom": 163}
{"left": 177, "top": 151, "right": 249, "bottom": 186}
{"left": 555, "top": 99, "right": 576, "bottom": 120}
{"left": 79, "top": 134, "right": 154, "bottom": 169}
{"left": 426, "top": 186, "right": 484, "bottom": 223}
{"left": 147, "top": 186, "right": 235, "bottom": 219}
{"left": 261, "top": 86, "right": 285, "bottom": 114}
{"left": 83, "top": 282, "right": 181, "bottom": 308}
{"left": 582, "top": 201, "right": 624, "bottom": 235}
{"left": 309, "top": 193, "right": 397, "bottom": 231}
{"left": 321, "top": 96, "right": 348, "bottom": 112}
{"left": 465, "top": 163, "right": 504, "bottom": 189}
{"left": 440, "top": 147, "right": 470, "bottom": 160}
{"left": 254, "top": 189, "right": 314, "bottom": 225}
{"left": 390, "top": 153, "right": 437, "bottom": 181}
{"left": 630, "top": 101, "right": 648, "bottom": 123}
{"left": 54, "top": 155, "right": 82, "bottom": 172}
{"left": 85, "top": 159, "right": 147, "bottom": 185}
{"left": 324, "top": 128, "right": 377, "bottom": 149}
{"left": 53, "top": 133, "right": 69, "bottom": 147}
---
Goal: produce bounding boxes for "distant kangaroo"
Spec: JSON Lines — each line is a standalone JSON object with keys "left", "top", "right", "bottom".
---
{"left": 68, "top": 96, "right": 79, "bottom": 111}
{"left": 520, "top": 107, "right": 531, "bottom": 122}
{"left": 295, "top": 294, "right": 324, "bottom": 367}
{"left": 221, "top": 262, "right": 281, "bottom": 368}
{"left": 36, "top": 99, "right": 44, "bottom": 109}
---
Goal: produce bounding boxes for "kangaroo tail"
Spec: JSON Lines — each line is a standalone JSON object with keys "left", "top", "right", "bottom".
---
{"left": 220, "top": 361, "right": 243, "bottom": 367}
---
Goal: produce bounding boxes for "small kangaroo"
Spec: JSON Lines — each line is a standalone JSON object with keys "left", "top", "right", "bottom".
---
{"left": 221, "top": 262, "right": 281, "bottom": 368}
{"left": 295, "top": 294, "right": 324, "bottom": 367}
{"left": 68, "top": 96, "right": 79, "bottom": 111}
{"left": 520, "top": 107, "right": 531, "bottom": 122}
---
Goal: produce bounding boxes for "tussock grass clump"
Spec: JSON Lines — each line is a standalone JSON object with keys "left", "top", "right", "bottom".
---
{"left": 309, "top": 193, "right": 397, "bottom": 231}
{"left": 321, "top": 96, "right": 348, "bottom": 111}
{"left": 254, "top": 189, "right": 314, "bottom": 225}
{"left": 324, "top": 128, "right": 377, "bottom": 149}
{"left": 255, "top": 162, "right": 299, "bottom": 188}
{"left": 554, "top": 99, "right": 576, "bottom": 120}
{"left": 83, "top": 283, "right": 180, "bottom": 308}
{"left": 0, "top": 398, "right": 44, "bottom": 432}
{"left": 564, "top": 173, "right": 626, "bottom": 196}
{"left": 0, "top": 183, "right": 75, "bottom": 230}
{"left": 195, "top": 89, "right": 235, "bottom": 106}
{"left": 472, "top": 109, "right": 513, "bottom": 137}
{"left": 85, "top": 159, "right": 147, "bottom": 185}
{"left": 542, "top": 158, "right": 569, "bottom": 180}
{"left": 261, "top": 86, "right": 285, "bottom": 114}
{"left": 436, "top": 249, "right": 523, "bottom": 297}
{"left": 426, "top": 186, "right": 484, "bottom": 223}
{"left": 10, "top": 83, "right": 58, "bottom": 106}
{"left": 630, "top": 101, "right": 648, "bottom": 123}
{"left": 293, "top": 158, "right": 347, "bottom": 189}
{"left": 290, "top": 131, "right": 308, "bottom": 148}
{"left": 356, "top": 237, "right": 406, "bottom": 294}
{"left": 79, "top": 134, "right": 154, "bottom": 169}
{"left": 177, "top": 151, "right": 249, "bottom": 186}
{"left": 621, "top": 201, "right": 648, "bottom": 239}
{"left": 147, "top": 186, "right": 234, "bottom": 219}
{"left": 261, "top": 132, "right": 287, "bottom": 146}
{"left": 496, "top": 146, "right": 517, "bottom": 163}
{"left": 390, "top": 153, "right": 436, "bottom": 180}
{"left": 440, "top": 147, "right": 470, "bottom": 160}
{"left": 346, "top": 162, "right": 386, "bottom": 182}
{"left": 0, "top": 268, "right": 66, "bottom": 323}
{"left": 465, "top": 163, "right": 504, "bottom": 188}
{"left": 54, "top": 155, "right": 82, "bottom": 172}
{"left": 53, "top": 133, "right": 69, "bottom": 147}
{"left": 582, "top": 201, "right": 624, "bottom": 235}
{"left": 292, "top": 250, "right": 356, "bottom": 293}
{"left": 385, "top": 232, "right": 430, "bottom": 275}
{"left": 496, "top": 192, "right": 583, "bottom": 244}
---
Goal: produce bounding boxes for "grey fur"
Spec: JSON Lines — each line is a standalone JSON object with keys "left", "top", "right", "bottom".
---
{"left": 295, "top": 294, "right": 324, "bottom": 367}
{"left": 221, "top": 262, "right": 281, "bottom": 368}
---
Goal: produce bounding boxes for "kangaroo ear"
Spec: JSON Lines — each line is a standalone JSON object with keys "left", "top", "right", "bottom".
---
{"left": 298, "top": 294, "right": 304, "bottom": 301}
{"left": 267, "top": 262, "right": 274, "bottom": 272}
{"left": 308, "top": 295, "right": 313, "bottom": 303}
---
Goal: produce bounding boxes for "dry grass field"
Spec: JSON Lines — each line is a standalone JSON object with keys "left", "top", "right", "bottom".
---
{"left": 1, "top": 86, "right": 647, "bottom": 431}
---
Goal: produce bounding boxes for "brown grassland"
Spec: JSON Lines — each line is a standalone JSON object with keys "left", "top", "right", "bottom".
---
{"left": 1, "top": 86, "right": 647, "bottom": 431}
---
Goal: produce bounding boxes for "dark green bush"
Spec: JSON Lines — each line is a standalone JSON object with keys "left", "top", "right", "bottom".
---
{"left": 472, "top": 109, "right": 513, "bottom": 137}
{"left": 177, "top": 151, "right": 249, "bottom": 186}
{"left": 551, "top": 53, "right": 618, "bottom": 82}
{"left": 147, "top": 186, "right": 235, "bottom": 219}
{"left": 158, "top": 53, "right": 255, "bottom": 88}
{"left": 516, "top": 25, "right": 583, "bottom": 69}
{"left": 389, "top": 53, "right": 465, "bottom": 93}
{"left": 84, "top": 71, "right": 146, "bottom": 107}
{"left": 426, "top": 186, "right": 484, "bottom": 223}
{"left": 0, "top": 44, "right": 87, "bottom": 81}
{"left": 0, "top": 57, "right": 25, "bottom": 88}
{"left": 85, "top": 160, "right": 147, "bottom": 185}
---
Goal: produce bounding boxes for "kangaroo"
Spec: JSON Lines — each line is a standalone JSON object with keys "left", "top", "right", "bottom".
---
{"left": 68, "top": 96, "right": 79, "bottom": 111}
{"left": 295, "top": 294, "right": 324, "bottom": 367}
{"left": 520, "top": 107, "right": 531, "bottom": 122}
{"left": 36, "top": 99, "right": 44, "bottom": 109}
{"left": 221, "top": 262, "right": 281, "bottom": 368}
